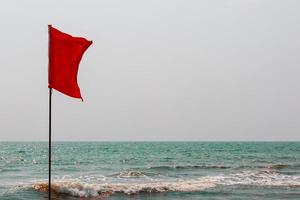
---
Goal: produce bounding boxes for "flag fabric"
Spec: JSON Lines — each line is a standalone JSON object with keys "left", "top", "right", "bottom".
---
{"left": 48, "top": 25, "right": 92, "bottom": 100}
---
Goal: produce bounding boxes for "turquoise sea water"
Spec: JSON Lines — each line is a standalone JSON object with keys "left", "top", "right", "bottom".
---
{"left": 0, "top": 142, "right": 299, "bottom": 199}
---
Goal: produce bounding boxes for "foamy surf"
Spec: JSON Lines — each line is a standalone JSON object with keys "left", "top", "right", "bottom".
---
{"left": 32, "top": 179, "right": 216, "bottom": 198}
{"left": 205, "top": 170, "right": 300, "bottom": 187}
{"left": 30, "top": 169, "right": 300, "bottom": 198}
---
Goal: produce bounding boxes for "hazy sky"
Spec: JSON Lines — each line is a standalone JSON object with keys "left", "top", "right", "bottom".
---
{"left": 0, "top": 0, "right": 299, "bottom": 141}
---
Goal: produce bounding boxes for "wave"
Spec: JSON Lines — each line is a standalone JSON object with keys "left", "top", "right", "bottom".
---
{"left": 0, "top": 168, "right": 20, "bottom": 173}
{"left": 267, "top": 164, "right": 290, "bottom": 170}
{"left": 149, "top": 163, "right": 296, "bottom": 171}
{"left": 116, "top": 170, "right": 160, "bottom": 178}
{"left": 149, "top": 165, "right": 230, "bottom": 170}
{"left": 209, "top": 170, "right": 300, "bottom": 187}
{"left": 234, "top": 163, "right": 291, "bottom": 170}
{"left": 30, "top": 169, "right": 300, "bottom": 198}
{"left": 32, "top": 180, "right": 215, "bottom": 198}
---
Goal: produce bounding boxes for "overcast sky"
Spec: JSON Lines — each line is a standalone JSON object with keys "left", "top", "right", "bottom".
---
{"left": 0, "top": 0, "right": 299, "bottom": 141}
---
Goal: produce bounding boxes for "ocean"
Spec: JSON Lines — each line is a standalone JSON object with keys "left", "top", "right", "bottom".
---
{"left": 0, "top": 142, "right": 299, "bottom": 199}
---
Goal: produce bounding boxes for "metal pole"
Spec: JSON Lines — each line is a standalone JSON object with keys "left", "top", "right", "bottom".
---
{"left": 48, "top": 88, "right": 52, "bottom": 199}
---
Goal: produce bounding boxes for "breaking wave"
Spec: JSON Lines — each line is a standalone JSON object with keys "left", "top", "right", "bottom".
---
{"left": 205, "top": 170, "right": 300, "bottom": 187}
{"left": 30, "top": 169, "right": 300, "bottom": 198}
{"left": 32, "top": 179, "right": 215, "bottom": 198}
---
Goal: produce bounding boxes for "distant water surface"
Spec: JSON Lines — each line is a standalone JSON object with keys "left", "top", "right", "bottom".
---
{"left": 0, "top": 142, "right": 299, "bottom": 199}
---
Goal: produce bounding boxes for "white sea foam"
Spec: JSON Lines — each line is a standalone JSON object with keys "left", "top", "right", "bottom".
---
{"left": 32, "top": 179, "right": 216, "bottom": 197}
{"left": 214, "top": 170, "right": 300, "bottom": 187}
{"left": 30, "top": 169, "right": 300, "bottom": 198}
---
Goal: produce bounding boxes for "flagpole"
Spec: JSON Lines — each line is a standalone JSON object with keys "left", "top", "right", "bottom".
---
{"left": 48, "top": 87, "right": 52, "bottom": 200}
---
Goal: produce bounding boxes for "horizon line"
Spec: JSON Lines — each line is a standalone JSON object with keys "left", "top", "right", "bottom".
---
{"left": 1, "top": 140, "right": 299, "bottom": 142}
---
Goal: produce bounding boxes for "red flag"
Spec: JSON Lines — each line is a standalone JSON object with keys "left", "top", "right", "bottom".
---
{"left": 48, "top": 25, "right": 92, "bottom": 100}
